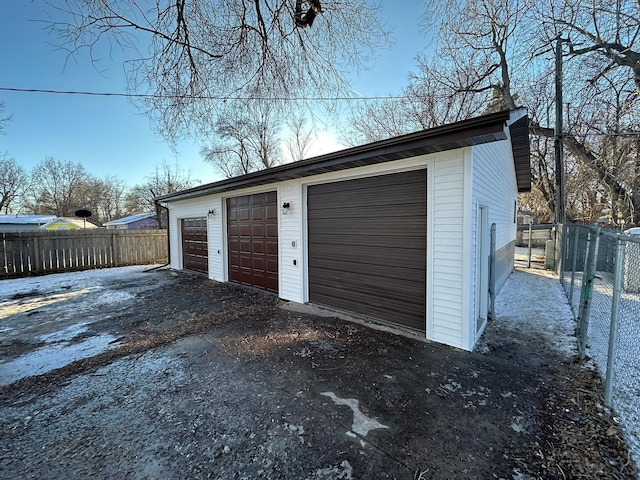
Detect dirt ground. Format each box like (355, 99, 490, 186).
(0, 266, 636, 479)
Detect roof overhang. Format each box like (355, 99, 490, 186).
(158, 109, 530, 203)
(509, 115, 532, 193)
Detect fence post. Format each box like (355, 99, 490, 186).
(577, 226, 601, 360)
(527, 222, 532, 268)
(31, 234, 41, 274)
(568, 226, 580, 307)
(604, 238, 626, 407)
(489, 223, 496, 320)
(554, 223, 566, 278)
(110, 232, 117, 267)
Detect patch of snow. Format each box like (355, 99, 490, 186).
(479, 268, 577, 357)
(0, 333, 119, 386)
(308, 460, 353, 480)
(512, 468, 536, 480)
(93, 290, 135, 305)
(0, 265, 159, 301)
(321, 392, 389, 438)
(284, 422, 304, 436)
(38, 323, 90, 343)
(510, 415, 531, 434)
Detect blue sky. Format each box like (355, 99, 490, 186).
(0, 1, 427, 187)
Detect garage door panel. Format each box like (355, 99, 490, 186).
(308, 179, 425, 205)
(310, 284, 425, 330)
(312, 258, 425, 283)
(308, 204, 425, 220)
(308, 172, 423, 195)
(314, 288, 426, 325)
(309, 217, 426, 237)
(266, 240, 278, 255)
(251, 206, 265, 220)
(240, 239, 251, 253)
(252, 256, 266, 270)
(266, 224, 278, 238)
(227, 192, 278, 293)
(308, 170, 426, 331)
(266, 257, 278, 272)
(311, 264, 425, 296)
(310, 234, 423, 249)
(266, 205, 278, 219)
(309, 192, 425, 212)
(252, 240, 265, 254)
(310, 244, 425, 270)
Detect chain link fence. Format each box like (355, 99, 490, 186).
(558, 224, 640, 456)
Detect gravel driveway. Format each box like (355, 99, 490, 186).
(0, 267, 636, 479)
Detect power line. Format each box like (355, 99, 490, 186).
(0, 86, 407, 102)
(3, 86, 639, 137)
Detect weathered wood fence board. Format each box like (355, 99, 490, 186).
(1, 230, 168, 279)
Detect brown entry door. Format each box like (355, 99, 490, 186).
(307, 170, 427, 331)
(181, 217, 208, 274)
(227, 192, 278, 293)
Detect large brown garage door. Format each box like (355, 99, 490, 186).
(227, 192, 278, 293)
(182, 217, 208, 274)
(308, 170, 427, 331)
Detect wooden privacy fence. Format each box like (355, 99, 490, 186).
(1, 230, 168, 279)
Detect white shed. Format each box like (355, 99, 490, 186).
(157, 109, 531, 351)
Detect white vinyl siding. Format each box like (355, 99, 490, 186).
(471, 138, 518, 283)
(206, 197, 225, 282)
(472, 141, 518, 250)
(469, 135, 519, 344)
(279, 181, 304, 302)
(427, 151, 467, 349)
(166, 197, 212, 272)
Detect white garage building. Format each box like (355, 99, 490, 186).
(157, 108, 531, 351)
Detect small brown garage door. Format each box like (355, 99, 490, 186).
(308, 170, 427, 331)
(182, 217, 208, 274)
(227, 192, 278, 293)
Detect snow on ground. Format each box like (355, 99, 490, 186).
(560, 267, 640, 467)
(0, 265, 165, 385)
(484, 267, 577, 357)
(515, 247, 544, 266)
(0, 265, 159, 300)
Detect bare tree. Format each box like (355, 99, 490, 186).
(0, 154, 27, 213)
(28, 157, 89, 217)
(201, 101, 282, 177)
(77, 176, 129, 224)
(284, 114, 314, 162)
(347, 0, 640, 226)
(0, 102, 11, 135)
(126, 161, 197, 226)
(45, 1, 390, 142)
(345, 55, 490, 146)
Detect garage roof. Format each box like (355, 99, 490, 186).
(157, 109, 531, 203)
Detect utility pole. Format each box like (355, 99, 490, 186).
(555, 37, 565, 225)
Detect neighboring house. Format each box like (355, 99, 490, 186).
(104, 212, 162, 230)
(516, 210, 535, 225)
(0, 215, 57, 232)
(157, 109, 531, 351)
(40, 217, 99, 230)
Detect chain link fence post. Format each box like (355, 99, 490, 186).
(568, 226, 580, 309)
(577, 226, 601, 360)
(527, 222, 532, 268)
(604, 237, 626, 407)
